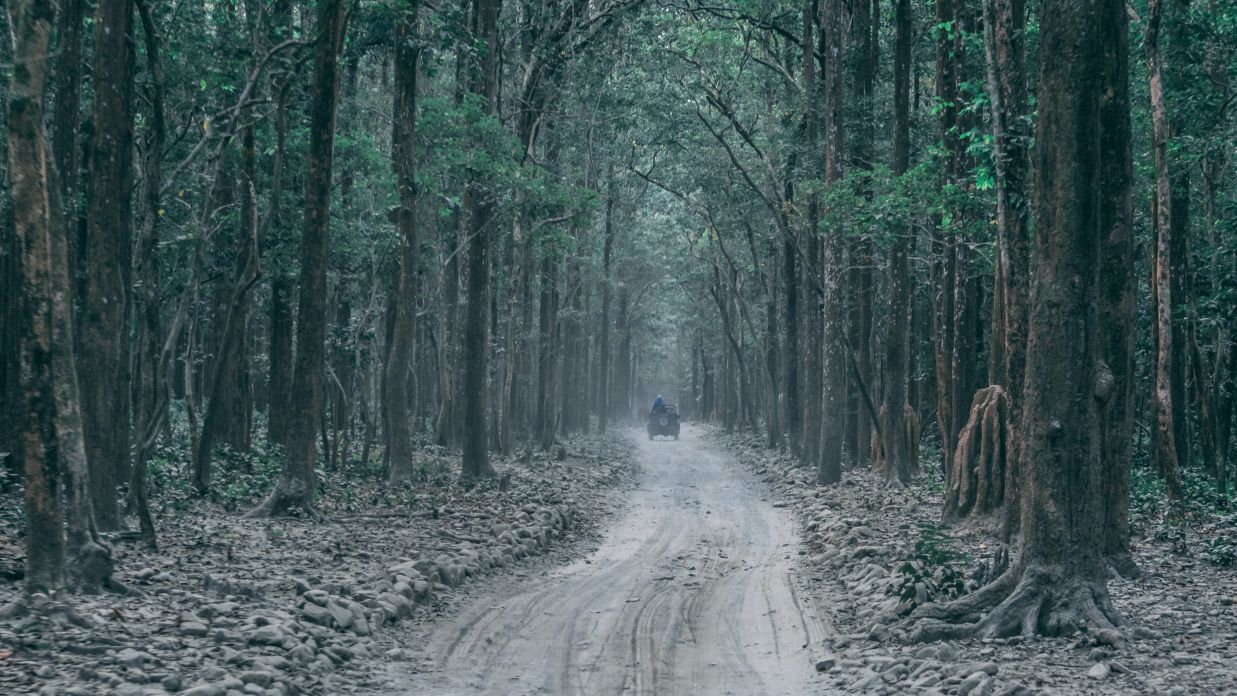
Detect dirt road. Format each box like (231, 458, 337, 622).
(378, 425, 829, 695)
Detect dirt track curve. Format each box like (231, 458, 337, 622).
(378, 425, 830, 695)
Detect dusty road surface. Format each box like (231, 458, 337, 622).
(374, 425, 830, 696)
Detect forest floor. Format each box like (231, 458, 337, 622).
(4, 426, 1236, 696)
(0, 431, 638, 696)
(723, 431, 1237, 696)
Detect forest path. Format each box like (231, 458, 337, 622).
(373, 424, 830, 695)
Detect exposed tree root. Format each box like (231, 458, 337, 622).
(944, 386, 1010, 520)
(0, 594, 92, 628)
(896, 563, 1125, 643)
(1107, 551, 1142, 580)
(244, 476, 325, 520)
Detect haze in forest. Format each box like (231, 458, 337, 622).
(1, 0, 1235, 694)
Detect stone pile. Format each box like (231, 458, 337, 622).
(0, 434, 638, 696)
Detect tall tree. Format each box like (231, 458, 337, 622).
(9, 0, 112, 593)
(460, 0, 502, 479)
(10, 0, 66, 593)
(1147, 0, 1185, 499)
(80, 0, 136, 531)
(265, 0, 297, 450)
(249, 0, 350, 517)
(880, 0, 915, 485)
(817, 0, 846, 485)
(596, 168, 616, 434)
(906, 0, 1127, 639)
(386, 1, 422, 483)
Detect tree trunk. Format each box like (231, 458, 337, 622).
(248, 0, 349, 517)
(266, 1, 295, 449)
(80, 0, 136, 532)
(460, 0, 501, 479)
(1147, 0, 1184, 499)
(795, 0, 817, 463)
(0, 14, 17, 486)
(881, 0, 915, 485)
(52, 0, 86, 352)
(931, 0, 966, 479)
(597, 170, 615, 433)
(614, 289, 632, 421)
(944, 385, 1010, 518)
(817, 0, 846, 485)
(846, 0, 877, 468)
(385, 5, 421, 483)
(905, 0, 1126, 640)
(10, 0, 113, 592)
(537, 252, 561, 450)
(51, 0, 85, 354)
(11, 0, 67, 593)
(131, 0, 168, 548)
(941, 0, 1033, 523)
(268, 273, 295, 447)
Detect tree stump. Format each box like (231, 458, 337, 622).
(943, 385, 1010, 519)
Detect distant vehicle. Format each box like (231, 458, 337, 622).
(648, 404, 680, 440)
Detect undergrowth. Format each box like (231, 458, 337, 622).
(1131, 465, 1237, 566)
(889, 523, 971, 611)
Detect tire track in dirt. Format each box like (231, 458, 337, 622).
(371, 425, 831, 695)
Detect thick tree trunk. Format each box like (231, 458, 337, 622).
(11, 0, 67, 593)
(905, 0, 1126, 640)
(460, 0, 501, 479)
(80, 0, 136, 531)
(385, 7, 421, 483)
(10, 0, 113, 592)
(248, 0, 349, 517)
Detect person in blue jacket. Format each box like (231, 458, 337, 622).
(651, 394, 666, 415)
